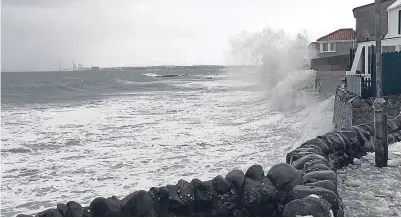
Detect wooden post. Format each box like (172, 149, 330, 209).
(374, 0, 388, 167)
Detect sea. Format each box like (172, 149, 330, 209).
(1, 65, 334, 216)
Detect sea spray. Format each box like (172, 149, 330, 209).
(226, 26, 334, 148)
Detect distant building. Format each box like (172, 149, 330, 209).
(310, 28, 356, 59)
(91, 66, 100, 71)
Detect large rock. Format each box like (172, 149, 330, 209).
(90, 197, 121, 217)
(121, 190, 155, 216)
(56, 204, 67, 216)
(82, 207, 90, 217)
(286, 148, 317, 162)
(305, 163, 332, 173)
(245, 165, 264, 181)
(267, 163, 299, 189)
(164, 184, 193, 216)
(212, 186, 239, 216)
(35, 209, 62, 217)
(388, 119, 399, 132)
(291, 154, 328, 170)
(303, 159, 331, 171)
(290, 185, 340, 213)
(148, 186, 170, 216)
(302, 170, 337, 185)
(283, 196, 331, 217)
(259, 177, 280, 216)
(66, 201, 83, 217)
(212, 175, 231, 194)
(242, 178, 264, 216)
(225, 169, 245, 193)
(191, 179, 214, 216)
(303, 180, 337, 193)
(287, 151, 316, 164)
(301, 138, 330, 155)
(393, 116, 401, 129)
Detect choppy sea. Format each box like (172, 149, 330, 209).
(1, 67, 334, 216)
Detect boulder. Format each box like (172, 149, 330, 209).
(302, 170, 337, 185)
(242, 178, 263, 216)
(90, 197, 120, 217)
(164, 184, 193, 216)
(291, 154, 328, 170)
(259, 177, 280, 216)
(245, 165, 264, 181)
(303, 180, 337, 193)
(148, 186, 169, 216)
(56, 204, 67, 216)
(35, 209, 62, 217)
(388, 120, 399, 132)
(350, 126, 368, 146)
(82, 207, 90, 217)
(121, 190, 155, 216)
(66, 201, 83, 217)
(267, 163, 299, 189)
(302, 138, 330, 154)
(287, 152, 316, 164)
(303, 159, 331, 171)
(393, 116, 401, 129)
(305, 164, 332, 173)
(282, 196, 331, 217)
(211, 186, 239, 216)
(290, 185, 340, 213)
(225, 169, 245, 193)
(191, 179, 214, 216)
(212, 175, 231, 194)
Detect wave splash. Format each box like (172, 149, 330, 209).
(226, 26, 334, 142)
(227, 26, 320, 111)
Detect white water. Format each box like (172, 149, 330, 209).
(1, 27, 334, 217)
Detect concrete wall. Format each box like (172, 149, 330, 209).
(316, 41, 355, 58)
(315, 71, 346, 98)
(311, 55, 350, 72)
(353, 0, 396, 43)
(333, 79, 401, 131)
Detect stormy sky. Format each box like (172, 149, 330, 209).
(2, 0, 372, 72)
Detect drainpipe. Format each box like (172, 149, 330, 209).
(373, 0, 388, 167)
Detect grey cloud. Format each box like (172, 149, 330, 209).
(1, 0, 373, 72)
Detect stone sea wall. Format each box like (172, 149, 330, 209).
(19, 116, 401, 217)
(333, 79, 401, 131)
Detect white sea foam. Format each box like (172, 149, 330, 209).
(142, 73, 160, 77)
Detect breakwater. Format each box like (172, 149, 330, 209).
(18, 110, 401, 217)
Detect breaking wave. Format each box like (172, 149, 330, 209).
(227, 26, 321, 111)
(226, 26, 334, 142)
(142, 73, 189, 78)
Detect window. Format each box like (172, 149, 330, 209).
(320, 42, 336, 52)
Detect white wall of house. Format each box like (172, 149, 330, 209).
(387, 0, 401, 38)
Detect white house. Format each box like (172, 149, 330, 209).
(386, 0, 401, 47)
(347, 0, 401, 77)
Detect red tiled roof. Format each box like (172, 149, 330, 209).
(316, 28, 356, 41)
